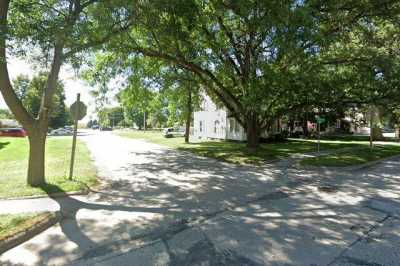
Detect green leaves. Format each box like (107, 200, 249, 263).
(12, 72, 71, 128)
(84, 0, 400, 143)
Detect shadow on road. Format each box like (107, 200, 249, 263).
(2, 139, 400, 265)
(18, 182, 189, 265)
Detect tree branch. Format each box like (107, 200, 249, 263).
(0, 0, 35, 130)
(132, 46, 246, 125)
(64, 19, 133, 58)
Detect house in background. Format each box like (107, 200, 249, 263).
(193, 93, 382, 141)
(193, 94, 246, 141)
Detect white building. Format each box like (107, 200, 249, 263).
(193, 94, 246, 141)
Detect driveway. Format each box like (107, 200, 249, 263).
(1, 131, 400, 265)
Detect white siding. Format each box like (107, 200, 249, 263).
(194, 92, 247, 141)
(194, 109, 227, 139)
(226, 117, 246, 141)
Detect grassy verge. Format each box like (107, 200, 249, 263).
(300, 144, 400, 167)
(0, 137, 97, 199)
(116, 130, 371, 165)
(0, 213, 53, 240)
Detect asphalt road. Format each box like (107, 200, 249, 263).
(1, 130, 400, 265)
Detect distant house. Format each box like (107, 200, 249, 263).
(193, 94, 246, 141)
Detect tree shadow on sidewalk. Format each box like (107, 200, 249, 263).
(2, 147, 400, 265)
(7, 183, 184, 265)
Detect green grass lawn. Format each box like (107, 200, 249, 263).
(116, 130, 372, 165)
(0, 137, 97, 198)
(319, 134, 397, 142)
(0, 212, 53, 240)
(300, 144, 400, 167)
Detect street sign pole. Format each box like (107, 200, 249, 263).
(315, 116, 325, 154)
(317, 122, 320, 154)
(143, 111, 146, 131)
(69, 93, 80, 180)
(369, 108, 373, 149)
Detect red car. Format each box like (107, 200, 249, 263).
(0, 128, 27, 137)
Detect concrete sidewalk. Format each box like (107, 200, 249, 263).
(1, 131, 400, 265)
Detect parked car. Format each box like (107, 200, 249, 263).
(100, 126, 113, 131)
(163, 127, 186, 138)
(0, 128, 27, 137)
(92, 125, 100, 130)
(49, 128, 73, 136)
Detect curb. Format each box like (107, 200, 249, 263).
(0, 189, 90, 201)
(0, 211, 63, 254)
(0, 177, 108, 201)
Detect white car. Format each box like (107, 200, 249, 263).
(163, 127, 186, 138)
(49, 128, 73, 136)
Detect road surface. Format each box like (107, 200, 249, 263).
(1, 130, 400, 265)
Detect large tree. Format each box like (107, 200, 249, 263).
(87, 54, 201, 140)
(0, 0, 132, 186)
(101, 0, 400, 148)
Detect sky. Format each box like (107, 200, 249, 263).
(0, 58, 98, 122)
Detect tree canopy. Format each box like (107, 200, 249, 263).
(92, 0, 400, 147)
(0, 0, 133, 185)
(13, 73, 71, 129)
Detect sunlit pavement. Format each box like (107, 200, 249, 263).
(1, 130, 400, 265)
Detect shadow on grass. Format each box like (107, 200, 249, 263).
(319, 134, 399, 142)
(176, 139, 363, 165)
(0, 141, 10, 150)
(37, 183, 68, 195)
(301, 145, 400, 167)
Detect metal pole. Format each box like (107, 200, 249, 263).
(317, 122, 320, 154)
(369, 108, 373, 149)
(69, 93, 80, 180)
(143, 111, 146, 131)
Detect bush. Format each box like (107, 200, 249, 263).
(261, 131, 288, 143)
(289, 131, 303, 138)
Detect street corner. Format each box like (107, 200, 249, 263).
(331, 217, 400, 266)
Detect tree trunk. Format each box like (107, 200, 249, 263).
(302, 119, 309, 138)
(289, 119, 294, 134)
(246, 116, 260, 149)
(369, 105, 384, 143)
(27, 129, 47, 186)
(371, 127, 384, 141)
(185, 88, 192, 143)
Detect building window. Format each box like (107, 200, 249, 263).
(199, 121, 203, 132)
